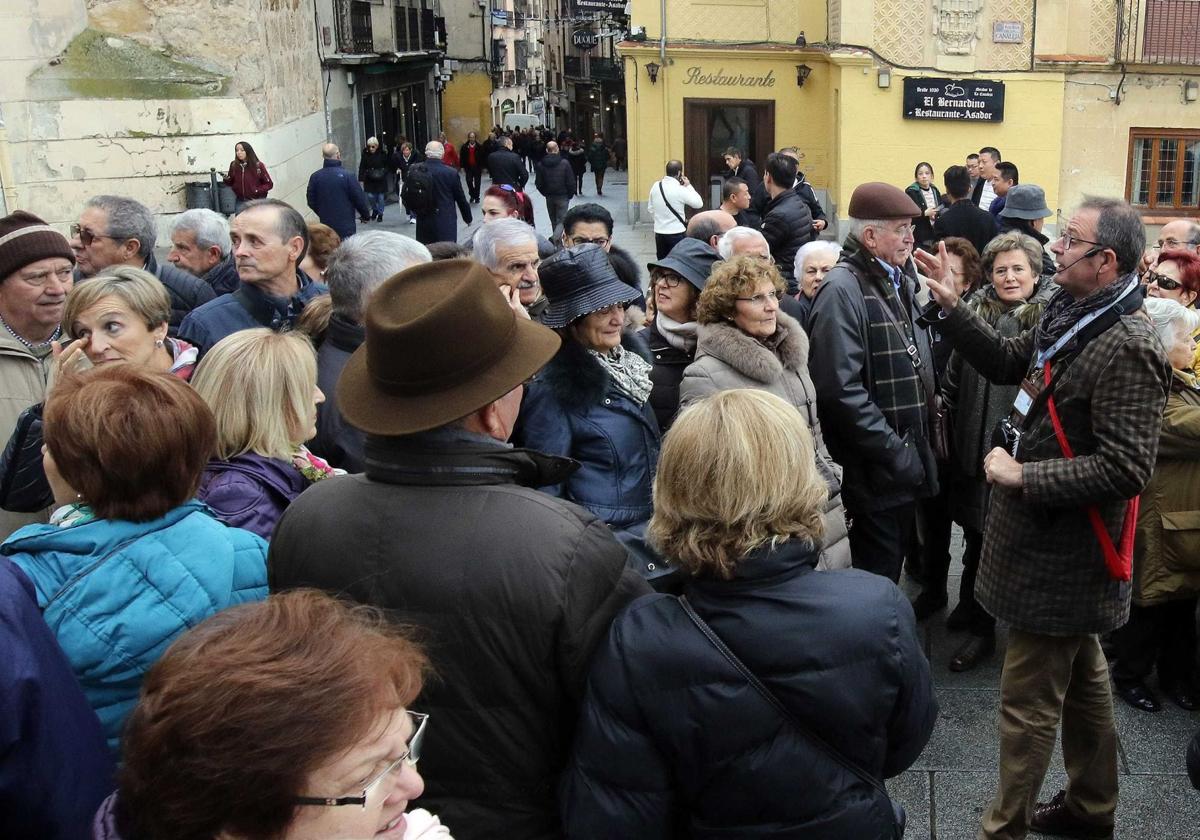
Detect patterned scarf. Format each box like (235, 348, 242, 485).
(655, 312, 698, 353)
(292, 445, 346, 483)
(1035, 275, 1134, 355)
(589, 343, 653, 405)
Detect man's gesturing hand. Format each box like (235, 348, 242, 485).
(913, 240, 961, 313)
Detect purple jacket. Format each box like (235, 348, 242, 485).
(197, 453, 310, 540)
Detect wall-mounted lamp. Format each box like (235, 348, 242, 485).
(646, 61, 660, 84)
(1187, 80, 1199, 103)
(878, 67, 891, 88)
(796, 63, 812, 88)
(589, 91, 595, 100)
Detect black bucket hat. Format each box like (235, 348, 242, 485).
(539, 243, 639, 328)
(646, 238, 721, 291)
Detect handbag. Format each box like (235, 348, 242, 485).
(1043, 361, 1137, 582)
(365, 166, 388, 182)
(678, 596, 906, 838)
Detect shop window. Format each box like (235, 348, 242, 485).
(1128, 128, 1200, 215)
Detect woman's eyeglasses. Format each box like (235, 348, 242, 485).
(735, 291, 783, 307)
(1146, 270, 1183, 291)
(293, 711, 429, 809)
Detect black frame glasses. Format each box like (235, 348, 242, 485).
(69, 223, 116, 247)
(1146, 270, 1182, 290)
(1057, 232, 1109, 252)
(293, 711, 429, 809)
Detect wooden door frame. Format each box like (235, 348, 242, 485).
(683, 98, 776, 209)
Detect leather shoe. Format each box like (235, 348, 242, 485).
(910, 591, 947, 622)
(945, 603, 971, 632)
(1161, 681, 1200, 711)
(1115, 680, 1161, 713)
(949, 634, 995, 672)
(1030, 790, 1113, 839)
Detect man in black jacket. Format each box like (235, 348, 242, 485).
(487, 136, 529, 190)
(534, 141, 576, 232)
(413, 141, 472, 246)
(759, 152, 813, 293)
(807, 182, 935, 581)
(459, 131, 485, 203)
(269, 258, 649, 840)
(71, 195, 215, 334)
(933, 165, 998, 256)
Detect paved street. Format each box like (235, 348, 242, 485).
(376, 170, 1200, 839)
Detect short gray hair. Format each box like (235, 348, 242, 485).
(717, 226, 768, 259)
(85, 195, 156, 259)
(794, 240, 841, 277)
(170, 209, 231, 258)
(472, 218, 537, 271)
(1079, 196, 1145, 276)
(1142, 296, 1200, 355)
(847, 218, 887, 243)
(323, 231, 432, 322)
(425, 141, 445, 160)
(980, 231, 1045, 279)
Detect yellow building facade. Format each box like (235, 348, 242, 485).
(619, 0, 1200, 230)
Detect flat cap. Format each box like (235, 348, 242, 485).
(848, 182, 921, 220)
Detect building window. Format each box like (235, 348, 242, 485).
(1128, 128, 1200, 215)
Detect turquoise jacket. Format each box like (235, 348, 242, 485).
(2, 501, 267, 754)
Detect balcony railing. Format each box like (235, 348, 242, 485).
(1119, 0, 1200, 64)
(591, 57, 622, 80)
(395, 2, 444, 52)
(565, 55, 583, 77)
(337, 0, 374, 54)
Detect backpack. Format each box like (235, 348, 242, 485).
(401, 162, 435, 214)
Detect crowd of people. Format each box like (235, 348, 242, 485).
(2, 128, 1200, 840)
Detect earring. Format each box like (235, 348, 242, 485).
(155, 339, 164, 348)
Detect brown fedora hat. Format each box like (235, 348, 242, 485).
(338, 258, 560, 435)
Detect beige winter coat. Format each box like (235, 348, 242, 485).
(679, 311, 851, 570)
(0, 329, 53, 539)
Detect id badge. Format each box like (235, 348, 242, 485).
(1010, 373, 1043, 423)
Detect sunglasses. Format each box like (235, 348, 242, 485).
(69, 223, 116, 247)
(1146, 270, 1182, 291)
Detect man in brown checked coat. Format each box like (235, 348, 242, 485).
(918, 197, 1171, 840)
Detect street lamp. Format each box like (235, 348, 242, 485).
(796, 64, 812, 87)
(646, 61, 660, 84)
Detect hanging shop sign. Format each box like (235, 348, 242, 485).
(569, 0, 628, 14)
(572, 30, 600, 49)
(903, 77, 1005, 122)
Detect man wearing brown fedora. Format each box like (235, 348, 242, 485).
(807, 181, 937, 583)
(268, 258, 650, 840)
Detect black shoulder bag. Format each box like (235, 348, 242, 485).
(658, 180, 687, 227)
(679, 596, 906, 838)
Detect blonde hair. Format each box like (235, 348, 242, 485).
(696, 255, 785, 325)
(64, 266, 171, 337)
(648, 390, 826, 579)
(191, 329, 317, 460)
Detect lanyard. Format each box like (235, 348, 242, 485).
(1035, 279, 1138, 368)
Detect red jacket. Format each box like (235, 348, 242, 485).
(225, 160, 273, 201)
(442, 143, 460, 170)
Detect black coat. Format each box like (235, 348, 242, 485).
(487, 148, 529, 188)
(760, 189, 813, 289)
(562, 539, 937, 839)
(904, 183, 942, 248)
(932, 199, 998, 257)
(311, 313, 364, 473)
(639, 320, 694, 432)
(269, 429, 651, 840)
(306, 159, 371, 239)
(145, 254, 216, 335)
(415, 159, 472, 246)
(357, 147, 391, 193)
(201, 253, 241, 296)
(535, 154, 576, 198)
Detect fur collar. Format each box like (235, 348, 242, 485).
(539, 332, 650, 409)
(694, 310, 809, 384)
(969, 278, 1057, 331)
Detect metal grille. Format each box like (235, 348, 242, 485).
(1119, 0, 1200, 64)
(337, 0, 373, 54)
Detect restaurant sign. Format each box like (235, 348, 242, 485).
(903, 77, 1005, 122)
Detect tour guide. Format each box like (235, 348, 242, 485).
(918, 197, 1170, 840)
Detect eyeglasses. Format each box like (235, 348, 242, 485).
(653, 272, 684, 288)
(69, 224, 116, 247)
(1146, 270, 1183, 291)
(735, 290, 782, 307)
(592, 302, 628, 316)
(874, 223, 915, 237)
(1057, 232, 1108, 252)
(15, 265, 74, 288)
(1153, 239, 1198, 251)
(293, 711, 428, 809)
(569, 236, 610, 247)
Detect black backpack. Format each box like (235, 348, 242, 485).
(401, 162, 435, 214)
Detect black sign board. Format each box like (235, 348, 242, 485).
(903, 77, 1005, 122)
(569, 0, 627, 14)
(572, 30, 599, 49)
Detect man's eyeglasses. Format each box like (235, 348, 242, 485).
(1057, 232, 1108, 252)
(875, 223, 915, 238)
(69, 224, 116, 248)
(1152, 239, 1198, 251)
(1146, 270, 1183, 291)
(735, 290, 783, 307)
(293, 711, 428, 809)
(16, 265, 74, 288)
(569, 236, 610, 247)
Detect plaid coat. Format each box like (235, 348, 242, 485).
(938, 288, 1171, 635)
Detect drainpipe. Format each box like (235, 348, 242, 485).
(659, 0, 666, 65)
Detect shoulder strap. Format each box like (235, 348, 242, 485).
(851, 268, 934, 401)
(659, 180, 687, 226)
(677, 595, 895, 804)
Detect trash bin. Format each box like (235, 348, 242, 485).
(217, 184, 237, 214)
(185, 181, 214, 210)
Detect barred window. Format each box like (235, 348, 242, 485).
(1128, 129, 1200, 215)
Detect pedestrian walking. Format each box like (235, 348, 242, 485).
(587, 134, 610, 196)
(409, 141, 472, 246)
(534, 140, 575, 232)
(459, 130, 484, 203)
(305, 143, 372, 240)
(357, 136, 390, 222)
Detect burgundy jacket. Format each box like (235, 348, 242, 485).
(224, 160, 273, 202)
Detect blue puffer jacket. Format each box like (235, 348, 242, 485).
(2, 501, 267, 755)
(562, 539, 938, 839)
(517, 334, 661, 529)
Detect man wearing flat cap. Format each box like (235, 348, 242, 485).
(0, 211, 76, 539)
(807, 182, 937, 582)
(268, 258, 650, 840)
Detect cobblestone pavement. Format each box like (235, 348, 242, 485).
(377, 170, 1200, 839)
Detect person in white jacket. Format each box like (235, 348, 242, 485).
(647, 160, 703, 258)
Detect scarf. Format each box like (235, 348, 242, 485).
(589, 343, 653, 405)
(656, 312, 698, 353)
(1034, 275, 1134, 356)
(292, 445, 346, 483)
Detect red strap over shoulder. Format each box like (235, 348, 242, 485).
(1043, 362, 1135, 582)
